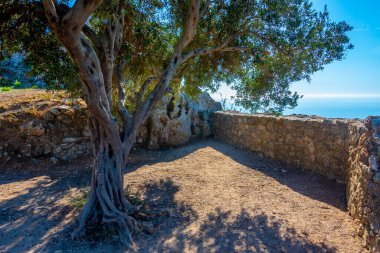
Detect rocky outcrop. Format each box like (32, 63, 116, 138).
(0, 92, 221, 162)
(137, 92, 222, 149)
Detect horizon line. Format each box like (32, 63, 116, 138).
(302, 93, 380, 98)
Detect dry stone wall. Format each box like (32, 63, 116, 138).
(0, 104, 92, 162)
(212, 112, 352, 181)
(347, 118, 380, 252)
(0, 92, 220, 162)
(212, 111, 380, 252)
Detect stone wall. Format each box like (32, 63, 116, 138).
(0, 104, 92, 162)
(212, 111, 380, 252)
(212, 112, 353, 181)
(347, 118, 380, 252)
(0, 92, 220, 162)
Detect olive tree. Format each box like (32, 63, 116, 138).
(0, 0, 352, 245)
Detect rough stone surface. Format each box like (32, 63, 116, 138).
(347, 117, 380, 252)
(0, 92, 220, 161)
(212, 112, 380, 252)
(136, 92, 222, 149)
(212, 112, 355, 181)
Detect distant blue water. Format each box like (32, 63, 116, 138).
(284, 98, 380, 119)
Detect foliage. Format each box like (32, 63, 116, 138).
(0, 86, 12, 92)
(13, 79, 22, 88)
(0, 0, 353, 113)
(0, 0, 355, 245)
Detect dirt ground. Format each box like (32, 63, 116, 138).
(0, 139, 368, 253)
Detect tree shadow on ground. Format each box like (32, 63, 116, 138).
(140, 208, 336, 253)
(0, 139, 348, 252)
(128, 139, 347, 211)
(132, 179, 337, 253)
(0, 175, 337, 252)
(0, 172, 90, 253)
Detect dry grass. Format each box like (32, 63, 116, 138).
(0, 89, 84, 121)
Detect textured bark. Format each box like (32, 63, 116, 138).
(71, 115, 141, 244)
(40, 0, 203, 245)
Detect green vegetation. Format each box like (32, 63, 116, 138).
(70, 193, 88, 210)
(0, 0, 353, 245)
(0, 0, 353, 113)
(13, 79, 22, 88)
(0, 86, 12, 92)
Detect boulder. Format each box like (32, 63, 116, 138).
(137, 92, 221, 149)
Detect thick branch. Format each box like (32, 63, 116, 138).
(82, 25, 102, 49)
(100, 13, 125, 107)
(116, 62, 133, 142)
(41, 0, 59, 25)
(134, 77, 157, 114)
(175, 0, 201, 52)
(123, 0, 202, 152)
(62, 0, 104, 33)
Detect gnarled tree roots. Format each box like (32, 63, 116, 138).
(71, 190, 169, 245)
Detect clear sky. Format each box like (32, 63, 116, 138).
(290, 0, 380, 97)
(212, 0, 380, 100)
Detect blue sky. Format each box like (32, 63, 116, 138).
(291, 0, 380, 97)
(212, 0, 380, 100)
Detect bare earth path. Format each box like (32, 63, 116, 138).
(0, 139, 367, 252)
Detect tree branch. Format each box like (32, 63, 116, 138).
(41, 0, 59, 25)
(62, 0, 104, 33)
(175, 0, 201, 52)
(82, 25, 102, 49)
(99, 12, 125, 107)
(134, 77, 157, 114)
(115, 61, 133, 141)
(180, 32, 251, 64)
(181, 46, 252, 64)
(123, 0, 202, 152)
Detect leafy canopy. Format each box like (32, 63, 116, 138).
(0, 0, 353, 113)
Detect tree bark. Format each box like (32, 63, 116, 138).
(40, 0, 203, 246)
(71, 115, 141, 245)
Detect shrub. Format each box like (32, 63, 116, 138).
(0, 86, 12, 92)
(13, 79, 22, 88)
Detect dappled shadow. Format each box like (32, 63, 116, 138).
(0, 139, 352, 252)
(192, 208, 335, 252)
(138, 208, 337, 253)
(0, 170, 90, 253)
(128, 178, 337, 253)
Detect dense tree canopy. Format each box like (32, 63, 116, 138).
(1, 0, 353, 112)
(0, 0, 353, 246)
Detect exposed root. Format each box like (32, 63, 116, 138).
(71, 199, 169, 245)
(70, 115, 170, 246)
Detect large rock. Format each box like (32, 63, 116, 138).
(137, 92, 222, 149)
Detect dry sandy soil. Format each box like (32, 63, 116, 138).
(0, 139, 368, 253)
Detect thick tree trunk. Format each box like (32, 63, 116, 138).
(71, 115, 141, 245)
(40, 0, 202, 245)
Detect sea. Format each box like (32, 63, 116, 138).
(283, 97, 380, 119)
